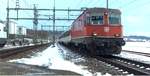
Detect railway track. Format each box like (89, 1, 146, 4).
(0, 43, 51, 60)
(123, 50, 150, 57)
(58, 43, 150, 75)
(97, 55, 150, 75)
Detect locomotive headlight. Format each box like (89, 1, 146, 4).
(93, 32, 97, 36)
(115, 34, 120, 37)
(93, 33, 97, 36)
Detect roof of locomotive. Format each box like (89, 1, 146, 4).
(71, 7, 121, 25)
(85, 7, 121, 14)
(69, 7, 121, 32)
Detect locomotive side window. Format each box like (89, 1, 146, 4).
(109, 14, 121, 24)
(86, 17, 91, 24)
(91, 16, 103, 24)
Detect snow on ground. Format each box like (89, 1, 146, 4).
(9, 44, 93, 76)
(120, 42, 150, 64)
(117, 52, 150, 64)
(0, 44, 35, 50)
(123, 42, 150, 53)
(0, 45, 21, 50)
(8, 42, 150, 76)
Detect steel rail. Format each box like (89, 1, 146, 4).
(0, 43, 50, 59)
(98, 56, 150, 75)
(123, 50, 150, 57)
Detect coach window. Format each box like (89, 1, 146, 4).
(91, 16, 103, 25)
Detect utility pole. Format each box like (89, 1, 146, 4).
(68, 8, 70, 20)
(6, 0, 10, 39)
(106, 0, 108, 10)
(33, 4, 38, 43)
(16, 0, 19, 19)
(52, 0, 56, 46)
(41, 25, 43, 44)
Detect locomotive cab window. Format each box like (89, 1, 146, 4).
(109, 14, 121, 24)
(91, 16, 103, 25)
(86, 16, 103, 24)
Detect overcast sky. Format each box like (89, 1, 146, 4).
(0, 0, 150, 36)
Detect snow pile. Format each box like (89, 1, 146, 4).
(123, 42, 150, 53)
(9, 45, 92, 76)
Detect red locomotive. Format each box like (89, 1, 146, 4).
(59, 8, 125, 55)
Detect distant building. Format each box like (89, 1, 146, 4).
(9, 21, 17, 35)
(3, 21, 17, 34)
(17, 26, 27, 35)
(0, 22, 7, 39)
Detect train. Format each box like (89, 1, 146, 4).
(59, 8, 125, 55)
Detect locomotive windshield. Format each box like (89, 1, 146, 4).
(109, 14, 121, 24)
(91, 16, 103, 24)
(86, 16, 103, 25)
(86, 15, 120, 25)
